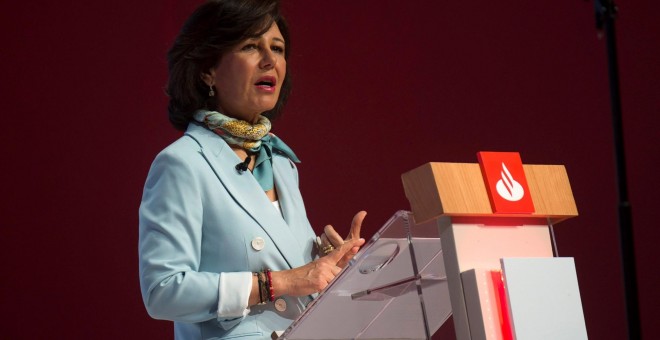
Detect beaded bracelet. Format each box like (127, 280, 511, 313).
(266, 269, 275, 302)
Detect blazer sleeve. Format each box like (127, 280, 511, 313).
(138, 148, 223, 323)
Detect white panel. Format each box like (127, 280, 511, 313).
(439, 219, 553, 340)
(439, 220, 470, 340)
(502, 257, 588, 340)
(452, 223, 553, 272)
(462, 269, 504, 340)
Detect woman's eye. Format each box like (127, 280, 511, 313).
(271, 46, 285, 54)
(241, 44, 258, 51)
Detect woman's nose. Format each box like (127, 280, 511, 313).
(259, 50, 276, 69)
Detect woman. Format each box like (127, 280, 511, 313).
(138, 1, 366, 339)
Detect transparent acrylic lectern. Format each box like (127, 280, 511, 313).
(279, 211, 452, 340)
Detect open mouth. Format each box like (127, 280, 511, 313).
(255, 76, 276, 89)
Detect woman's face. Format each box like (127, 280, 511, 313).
(205, 23, 286, 123)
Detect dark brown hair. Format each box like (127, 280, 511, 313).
(166, 0, 291, 131)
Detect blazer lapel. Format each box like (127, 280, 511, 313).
(185, 124, 306, 269)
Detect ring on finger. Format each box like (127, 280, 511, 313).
(322, 244, 335, 255)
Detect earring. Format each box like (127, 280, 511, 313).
(209, 85, 215, 97)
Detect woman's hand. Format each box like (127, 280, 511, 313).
(320, 211, 367, 268)
(272, 237, 366, 297)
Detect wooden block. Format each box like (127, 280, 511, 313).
(401, 163, 490, 223)
(402, 163, 578, 224)
(523, 164, 578, 219)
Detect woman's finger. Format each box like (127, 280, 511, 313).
(319, 233, 336, 256)
(320, 233, 329, 246)
(326, 238, 365, 265)
(348, 211, 367, 241)
(323, 225, 344, 247)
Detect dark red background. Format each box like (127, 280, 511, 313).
(2, 1, 658, 339)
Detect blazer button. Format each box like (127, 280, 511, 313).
(274, 298, 287, 312)
(251, 237, 265, 251)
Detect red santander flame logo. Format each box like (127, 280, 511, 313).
(478, 152, 535, 214)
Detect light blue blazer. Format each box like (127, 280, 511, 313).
(139, 122, 317, 339)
